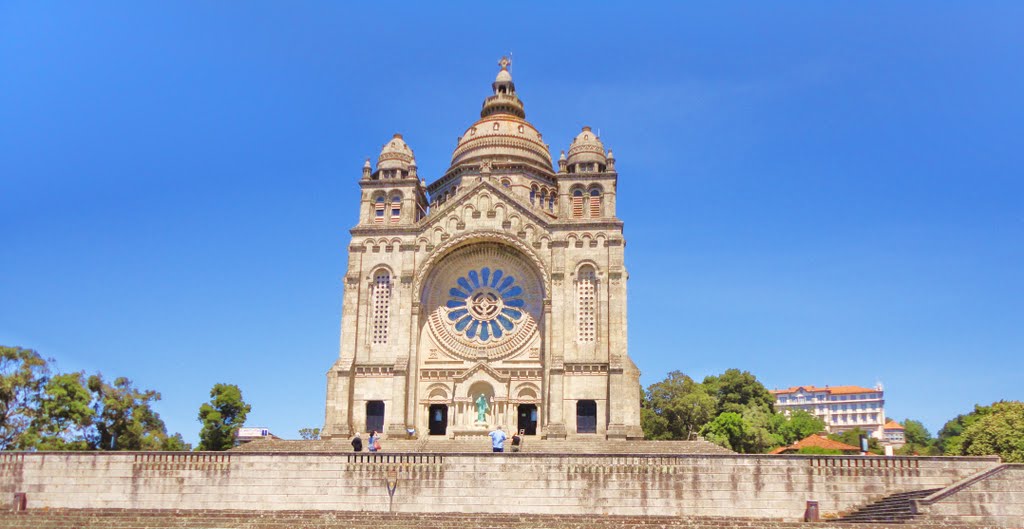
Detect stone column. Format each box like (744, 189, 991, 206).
(387, 356, 409, 437)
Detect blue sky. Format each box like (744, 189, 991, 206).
(2, 2, 1021, 445)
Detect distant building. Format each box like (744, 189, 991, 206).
(883, 420, 906, 447)
(235, 427, 278, 445)
(770, 384, 885, 440)
(769, 434, 861, 455)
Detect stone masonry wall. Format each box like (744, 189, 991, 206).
(919, 463, 1024, 526)
(0, 452, 999, 518)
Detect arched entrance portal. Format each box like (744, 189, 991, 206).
(416, 241, 545, 437)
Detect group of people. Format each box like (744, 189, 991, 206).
(350, 430, 381, 452)
(349, 427, 523, 453)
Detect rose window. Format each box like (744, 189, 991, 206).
(444, 267, 524, 342)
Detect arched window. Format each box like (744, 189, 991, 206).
(501, 178, 511, 188)
(530, 185, 537, 205)
(588, 187, 601, 218)
(571, 189, 584, 218)
(390, 195, 401, 223)
(374, 196, 386, 224)
(548, 189, 556, 212)
(371, 270, 392, 344)
(540, 189, 548, 210)
(576, 265, 597, 343)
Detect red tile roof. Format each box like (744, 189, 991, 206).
(769, 434, 861, 454)
(883, 420, 905, 430)
(771, 385, 878, 396)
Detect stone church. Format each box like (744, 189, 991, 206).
(322, 58, 642, 440)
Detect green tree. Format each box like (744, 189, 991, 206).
(161, 433, 191, 451)
(641, 371, 717, 440)
(777, 409, 827, 446)
(894, 418, 940, 456)
(938, 404, 992, 455)
(88, 374, 175, 450)
(0, 346, 49, 450)
(298, 427, 320, 440)
(956, 401, 1024, 462)
(197, 383, 251, 451)
(701, 369, 775, 415)
(902, 419, 932, 446)
(20, 372, 94, 450)
(700, 412, 747, 452)
(739, 404, 784, 453)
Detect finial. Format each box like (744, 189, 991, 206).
(363, 158, 371, 169)
(607, 149, 614, 159)
(559, 151, 566, 161)
(498, 56, 511, 71)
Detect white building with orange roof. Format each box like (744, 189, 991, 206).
(883, 420, 906, 447)
(770, 384, 886, 440)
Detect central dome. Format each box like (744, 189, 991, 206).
(448, 57, 553, 174)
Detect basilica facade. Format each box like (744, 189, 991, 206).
(322, 59, 642, 440)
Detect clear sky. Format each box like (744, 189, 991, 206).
(2, 2, 1021, 445)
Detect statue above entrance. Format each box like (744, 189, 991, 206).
(475, 393, 490, 424)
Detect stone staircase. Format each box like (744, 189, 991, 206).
(838, 488, 941, 524)
(231, 437, 734, 455)
(0, 509, 979, 529)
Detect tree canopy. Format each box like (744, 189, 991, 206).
(641, 371, 716, 440)
(642, 368, 820, 453)
(197, 383, 251, 451)
(0, 346, 49, 450)
(951, 401, 1024, 462)
(1, 345, 188, 451)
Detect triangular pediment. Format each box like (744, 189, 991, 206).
(420, 178, 554, 232)
(455, 361, 510, 383)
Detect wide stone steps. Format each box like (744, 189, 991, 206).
(839, 488, 942, 524)
(232, 437, 734, 455)
(0, 510, 977, 529)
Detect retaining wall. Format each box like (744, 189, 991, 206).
(0, 451, 1000, 519)
(917, 463, 1024, 527)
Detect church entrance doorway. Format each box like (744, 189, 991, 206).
(517, 404, 538, 435)
(576, 400, 597, 434)
(428, 404, 448, 436)
(366, 401, 385, 434)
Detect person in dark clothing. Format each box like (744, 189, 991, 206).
(351, 433, 363, 452)
(510, 432, 522, 453)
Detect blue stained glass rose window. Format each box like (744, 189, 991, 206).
(445, 267, 524, 342)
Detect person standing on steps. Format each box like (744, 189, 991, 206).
(351, 432, 363, 452)
(368, 430, 380, 453)
(489, 426, 507, 453)
(510, 431, 522, 453)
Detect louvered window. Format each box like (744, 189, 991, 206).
(390, 195, 401, 223)
(589, 188, 601, 218)
(577, 266, 597, 343)
(371, 271, 391, 344)
(374, 197, 385, 224)
(572, 190, 584, 218)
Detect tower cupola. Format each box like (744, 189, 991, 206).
(566, 126, 607, 172)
